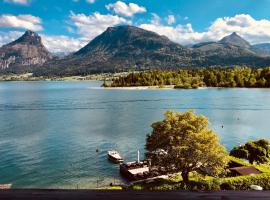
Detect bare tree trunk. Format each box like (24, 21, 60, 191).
(181, 170, 189, 182)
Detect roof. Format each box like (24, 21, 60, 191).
(229, 166, 261, 176)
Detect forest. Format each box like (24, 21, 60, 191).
(107, 67, 270, 88)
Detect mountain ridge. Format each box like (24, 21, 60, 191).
(192, 32, 270, 58)
(1, 26, 270, 76)
(36, 25, 200, 76)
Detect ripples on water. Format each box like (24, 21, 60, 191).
(0, 81, 270, 188)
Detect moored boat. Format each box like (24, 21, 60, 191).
(107, 150, 123, 163)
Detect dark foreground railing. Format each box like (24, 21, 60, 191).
(0, 189, 270, 200)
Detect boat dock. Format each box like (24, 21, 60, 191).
(119, 150, 168, 181)
(120, 161, 150, 181)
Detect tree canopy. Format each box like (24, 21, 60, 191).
(109, 67, 270, 88)
(230, 139, 270, 164)
(145, 110, 229, 181)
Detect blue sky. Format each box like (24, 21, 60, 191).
(1, 0, 270, 53)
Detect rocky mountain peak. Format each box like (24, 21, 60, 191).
(0, 30, 53, 72)
(219, 32, 251, 48)
(75, 25, 178, 56)
(9, 30, 42, 46)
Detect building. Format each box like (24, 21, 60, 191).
(229, 166, 261, 177)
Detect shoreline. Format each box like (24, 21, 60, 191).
(104, 85, 270, 90)
(1, 79, 270, 90)
(104, 85, 175, 90)
(1, 74, 270, 90)
(0, 72, 131, 82)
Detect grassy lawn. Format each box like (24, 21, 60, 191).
(97, 186, 123, 190)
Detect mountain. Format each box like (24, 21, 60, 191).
(35, 26, 201, 76)
(1, 26, 270, 76)
(252, 43, 270, 52)
(192, 41, 255, 57)
(190, 32, 270, 67)
(35, 27, 270, 76)
(219, 32, 251, 48)
(192, 33, 254, 55)
(0, 30, 54, 73)
(251, 43, 270, 57)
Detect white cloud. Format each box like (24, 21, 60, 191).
(86, 0, 95, 3)
(166, 15, 175, 25)
(150, 13, 160, 25)
(139, 23, 197, 45)
(73, 0, 96, 4)
(0, 31, 23, 47)
(41, 35, 87, 54)
(69, 11, 129, 40)
(0, 14, 43, 31)
(3, 0, 30, 5)
(106, 1, 146, 17)
(140, 14, 270, 45)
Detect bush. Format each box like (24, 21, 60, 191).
(127, 156, 270, 191)
(220, 173, 270, 190)
(220, 182, 235, 190)
(228, 156, 251, 167)
(230, 139, 270, 164)
(128, 173, 270, 191)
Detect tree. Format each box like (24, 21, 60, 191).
(110, 68, 270, 88)
(145, 110, 229, 182)
(230, 139, 270, 164)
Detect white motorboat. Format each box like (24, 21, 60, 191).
(107, 150, 123, 163)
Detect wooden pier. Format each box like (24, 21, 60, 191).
(120, 161, 150, 181)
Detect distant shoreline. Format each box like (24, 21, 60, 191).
(1, 78, 270, 90)
(104, 85, 175, 90)
(0, 72, 131, 82)
(104, 85, 270, 90)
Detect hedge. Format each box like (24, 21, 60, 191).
(220, 173, 270, 190)
(127, 173, 270, 191)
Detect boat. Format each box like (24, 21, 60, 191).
(107, 150, 123, 163)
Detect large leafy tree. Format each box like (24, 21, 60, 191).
(145, 110, 228, 182)
(230, 139, 270, 164)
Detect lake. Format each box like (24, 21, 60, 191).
(0, 81, 270, 188)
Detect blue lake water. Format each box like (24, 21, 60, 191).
(0, 81, 270, 188)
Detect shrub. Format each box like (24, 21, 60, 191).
(128, 173, 270, 191)
(220, 173, 270, 190)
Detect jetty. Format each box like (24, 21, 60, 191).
(120, 161, 150, 181)
(119, 150, 167, 181)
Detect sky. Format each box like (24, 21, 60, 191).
(1, 0, 270, 54)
